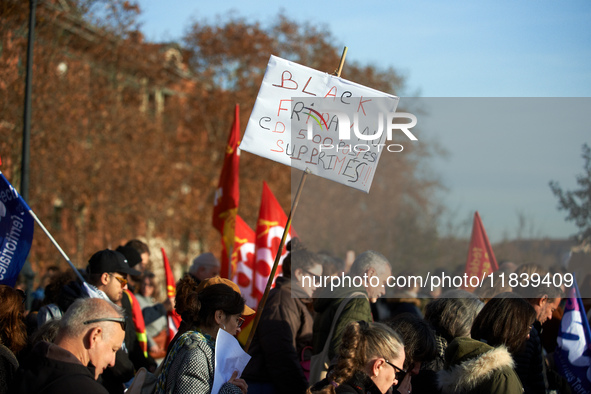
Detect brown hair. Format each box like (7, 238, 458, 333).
(175, 274, 244, 329)
(0, 285, 27, 353)
(140, 271, 161, 300)
(471, 292, 536, 354)
(125, 239, 150, 255)
(387, 313, 437, 369)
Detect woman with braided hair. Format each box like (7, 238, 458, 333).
(308, 321, 406, 394)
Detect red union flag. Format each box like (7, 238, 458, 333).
(212, 104, 241, 278)
(463, 211, 498, 292)
(230, 215, 257, 306)
(252, 182, 296, 303)
(162, 248, 181, 344)
(230, 215, 258, 346)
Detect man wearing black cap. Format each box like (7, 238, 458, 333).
(86, 249, 141, 303)
(86, 249, 148, 393)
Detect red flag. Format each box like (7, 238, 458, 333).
(162, 248, 182, 344)
(463, 211, 499, 292)
(252, 182, 296, 303)
(123, 290, 148, 358)
(212, 104, 241, 279)
(229, 215, 258, 346)
(230, 215, 257, 307)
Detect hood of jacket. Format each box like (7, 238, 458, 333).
(437, 337, 515, 393)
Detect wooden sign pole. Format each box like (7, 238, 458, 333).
(244, 47, 349, 351)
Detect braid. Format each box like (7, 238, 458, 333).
(308, 321, 404, 393)
(331, 321, 365, 385)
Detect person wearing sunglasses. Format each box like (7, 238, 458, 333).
(12, 298, 126, 394)
(156, 275, 254, 394)
(307, 321, 406, 394)
(85, 249, 146, 393)
(86, 249, 141, 305)
(243, 239, 324, 394)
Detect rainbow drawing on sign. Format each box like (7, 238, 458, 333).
(303, 107, 328, 130)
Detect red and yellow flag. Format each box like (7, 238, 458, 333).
(212, 104, 241, 279)
(162, 248, 182, 344)
(123, 290, 148, 358)
(463, 211, 499, 292)
(231, 215, 256, 302)
(251, 182, 296, 303)
(229, 215, 258, 346)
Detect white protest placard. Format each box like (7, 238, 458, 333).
(240, 55, 401, 192)
(212, 329, 251, 394)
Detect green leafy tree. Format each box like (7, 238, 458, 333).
(550, 143, 591, 243)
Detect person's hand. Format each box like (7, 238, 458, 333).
(163, 298, 174, 312)
(149, 344, 163, 354)
(396, 372, 412, 394)
(229, 370, 248, 394)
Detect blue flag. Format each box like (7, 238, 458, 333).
(555, 277, 591, 394)
(0, 172, 34, 287)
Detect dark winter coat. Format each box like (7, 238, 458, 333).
(412, 332, 447, 394)
(437, 337, 524, 394)
(336, 371, 383, 394)
(309, 371, 383, 394)
(0, 343, 18, 394)
(313, 284, 371, 361)
(514, 321, 546, 394)
(243, 276, 314, 394)
(12, 341, 108, 394)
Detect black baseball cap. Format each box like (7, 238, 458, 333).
(88, 249, 142, 276)
(115, 245, 142, 269)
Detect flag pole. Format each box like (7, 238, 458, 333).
(245, 47, 348, 351)
(26, 209, 86, 284)
(0, 169, 87, 285)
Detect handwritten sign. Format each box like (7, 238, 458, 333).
(240, 55, 400, 192)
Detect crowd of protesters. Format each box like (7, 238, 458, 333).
(0, 237, 582, 394)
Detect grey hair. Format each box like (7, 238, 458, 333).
(189, 252, 220, 276)
(514, 263, 563, 300)
(349, 250, 390, 277)
(424, 289, 484, 342)
(59, 297, 124, 339)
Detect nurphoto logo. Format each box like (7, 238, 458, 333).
(295, 97, 418, 154)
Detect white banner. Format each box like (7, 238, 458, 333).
(240, 55, 401, 192)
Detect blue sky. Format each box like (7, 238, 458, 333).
(138, 1, 591, 242)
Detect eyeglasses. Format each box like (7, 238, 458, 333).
(237, 316, 245, 328)
(109, 273, 128, 287)
(84, 317, 127, 331)
(303, 270, 322, 282)
(384, 359, 407, 381)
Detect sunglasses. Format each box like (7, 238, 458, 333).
(237, 316, 245, 328)
(384, 359, 407, 381)
(109, 273, 128, 287)
(84, 317, 127, 331)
